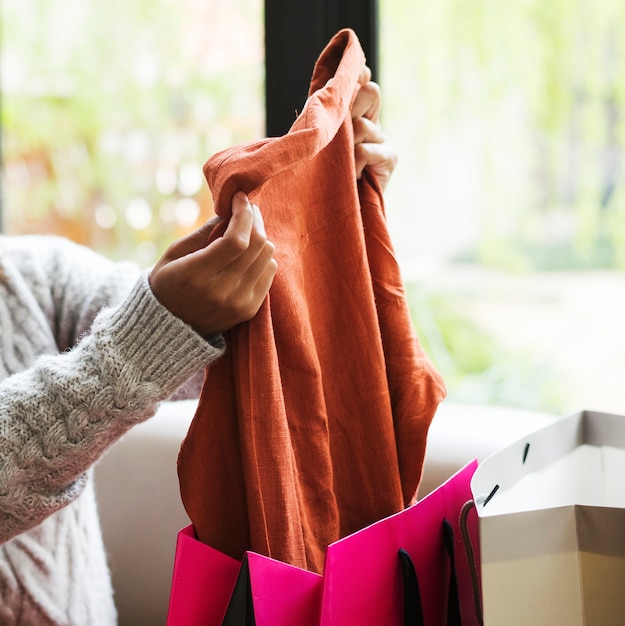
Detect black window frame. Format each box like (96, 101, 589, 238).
(264, 0, 379, 137)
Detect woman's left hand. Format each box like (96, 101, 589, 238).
(351, 66, 398, 192)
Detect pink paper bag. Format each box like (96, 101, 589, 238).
(321, 460, 480, 625)
(167, 525, 241, 625)
(166, 461, 480, 626)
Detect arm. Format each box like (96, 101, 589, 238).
(0, 193, 276, 542)
(0, 274, 220, 542)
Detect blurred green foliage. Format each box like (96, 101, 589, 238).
(379, 0, 625, 413)
(406, 284, 568, 413)
(2, 0, 263, 264)
(381, 0, 625, 271)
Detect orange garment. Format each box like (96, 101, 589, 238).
(177, 29, 446, 575)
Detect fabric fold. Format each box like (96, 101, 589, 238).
(177, 28, 446, 574)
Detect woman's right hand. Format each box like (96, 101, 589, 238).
(149, 191, 277, 338)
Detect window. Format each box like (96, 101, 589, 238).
(2, 0, 624, 417)
(2, 0, 264, 265)
(380, 0, 625, 415)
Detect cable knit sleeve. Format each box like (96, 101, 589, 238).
(0, 238, 225, 543)
(33, 235, 154, 351)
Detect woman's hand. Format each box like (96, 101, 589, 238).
(149, 192, 277, 338)
(351, 66, 398, 192)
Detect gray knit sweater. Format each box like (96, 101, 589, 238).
(0, 235, 225, 625)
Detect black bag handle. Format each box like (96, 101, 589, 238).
(442, 519, 462, 626)
(459, 500, 484, 626)
(399, 547, 426, 626)
(399, 518, 463, 626)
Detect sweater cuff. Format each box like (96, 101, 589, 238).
(91, 273, 225, 399)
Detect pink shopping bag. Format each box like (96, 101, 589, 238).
(166, 460, 480, 626)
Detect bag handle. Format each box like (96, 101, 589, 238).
(399, 518, 463, 626)
(442, 519, 462, 626)
(399, 547, 425, 626)
(459, 501, 483, 626)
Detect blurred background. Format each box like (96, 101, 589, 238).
(2, 0, 624, 417)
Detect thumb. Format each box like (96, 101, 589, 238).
(160, 215, 224, 263)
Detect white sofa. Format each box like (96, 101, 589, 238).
(94, 399, 557, 626)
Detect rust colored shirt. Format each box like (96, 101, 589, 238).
(177, 29, 446, 574)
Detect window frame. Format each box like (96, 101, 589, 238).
(264, 0, 379, 137)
